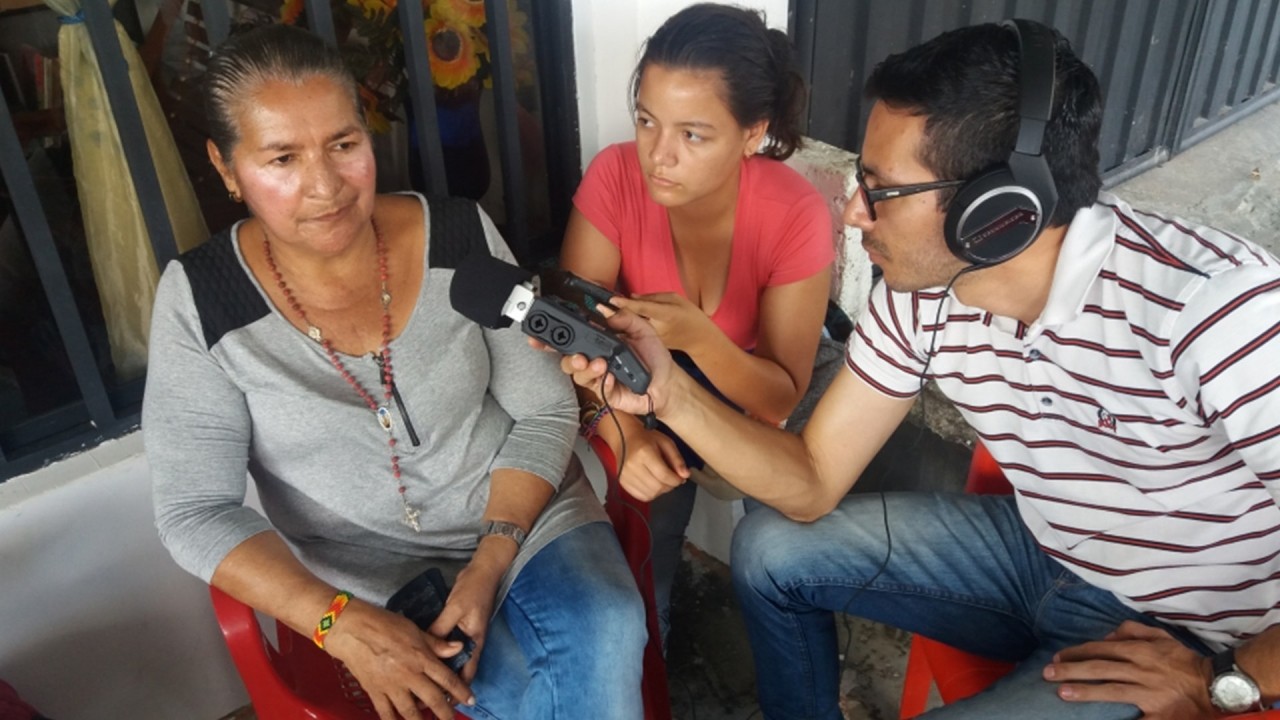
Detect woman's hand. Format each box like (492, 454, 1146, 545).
(428, 558, 504, 683)
(604, 421, 690, 501)
(323, 600, 475, 720)
(613, 293, 716, 353)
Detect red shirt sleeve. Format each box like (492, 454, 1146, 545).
(572, 143, 632, 249)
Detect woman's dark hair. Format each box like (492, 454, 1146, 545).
(864, 23, 1103, 227)
(204, 24, 362, 162)
(631, 3, 807, 160)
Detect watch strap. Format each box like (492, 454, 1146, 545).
(1212, 647, 1236, 677)
(479, 519, 527, 547)
(1209, 646, 1264, 714)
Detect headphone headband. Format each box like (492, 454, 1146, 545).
(943, 19, 1060, 267)
(1006, 19, 1056, 158)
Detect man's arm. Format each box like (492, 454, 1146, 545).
(563, 308, 915, 521)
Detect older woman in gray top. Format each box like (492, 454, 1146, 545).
(142, 24, 644, 720)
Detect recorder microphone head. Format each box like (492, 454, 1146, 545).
(449, 252, 536, 328)
(448, 253, 652, 393)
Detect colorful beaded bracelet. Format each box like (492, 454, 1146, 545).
(579, 405, 613, 440)
(312, 590, 354, 649)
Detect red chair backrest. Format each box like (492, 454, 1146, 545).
(965, 441, 1012, 495)
(588, 435, 673, 720)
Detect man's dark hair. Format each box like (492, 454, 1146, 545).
(631, 3, 807, 160)
(865, 23, 1103, 227)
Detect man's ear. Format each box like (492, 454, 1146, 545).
(207, 139, 237, 194)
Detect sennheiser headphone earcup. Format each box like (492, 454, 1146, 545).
(944, 165, 1047, 266)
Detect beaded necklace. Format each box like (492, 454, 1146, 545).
(262, 219, 422, 532)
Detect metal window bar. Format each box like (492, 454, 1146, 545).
(531, 0, 582, 239)
(396, 0, 449, 196)
(202, 0, 230, 49)
(483, 0, 529, 262)
(83, 0, 180, 270)
(0, 91, 116, 469)
(301, 0, 337, 46)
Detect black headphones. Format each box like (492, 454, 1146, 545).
(943, 19, 1060, 266)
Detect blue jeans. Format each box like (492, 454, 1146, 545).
(730, 493, 1211, 720)
(464, 521, 647, 720)
(649, 480, 698, 649)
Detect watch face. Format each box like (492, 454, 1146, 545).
(1212, 672, 1261, 713)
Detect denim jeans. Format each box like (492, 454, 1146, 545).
(649, 480, 699, 650)
(463, 521, 648, 720)
(731, 493, 1211, 720)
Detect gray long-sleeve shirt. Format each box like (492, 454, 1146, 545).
(143, 195, 605, 603)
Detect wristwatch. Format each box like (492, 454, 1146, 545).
(478, 519, 527, 548)
(1208, 647, 1262, 714)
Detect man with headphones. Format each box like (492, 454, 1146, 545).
(555, 19, 1280, 719)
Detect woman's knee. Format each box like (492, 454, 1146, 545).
(581, 576, 645, 655)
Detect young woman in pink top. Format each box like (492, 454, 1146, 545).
(561, 3, 834, 645)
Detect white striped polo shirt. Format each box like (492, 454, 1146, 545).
(847, 192, 1280, 649)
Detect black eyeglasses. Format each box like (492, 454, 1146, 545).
(854, 156, 966, 221)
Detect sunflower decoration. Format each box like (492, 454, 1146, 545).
(432, 0, 486, 28)
(274, 0, 534, 133)
(348, 0, 395, 21)
(279, 0, 303, 24)
(424, 15, 483, 90)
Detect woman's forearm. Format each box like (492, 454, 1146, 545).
(685, 328, 809, 424)
(210, 530, 344, 638)
(472, 468, 556, 574)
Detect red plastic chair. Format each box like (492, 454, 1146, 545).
(899, 442, 1280, 718)
(897, 442, 1015, 718)
(210, 438, 670, 720)
(589, 434, 673, 720)
(210, 583, 434, 719)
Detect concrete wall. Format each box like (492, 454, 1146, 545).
(0, 435, 247, 719)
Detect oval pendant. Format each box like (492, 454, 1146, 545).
(376, 406, 393, 432)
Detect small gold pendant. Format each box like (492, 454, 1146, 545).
(376, 406, 393, 432)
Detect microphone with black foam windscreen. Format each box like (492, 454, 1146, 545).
(449, 252, 652, 394)
(448, 253, 536, 329)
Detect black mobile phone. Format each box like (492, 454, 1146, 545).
(539, 269, 618, 315)
(384, 567, 475, 673)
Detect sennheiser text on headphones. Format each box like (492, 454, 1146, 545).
(943, 19, 1060, 266)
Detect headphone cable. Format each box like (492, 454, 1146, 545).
(832, 262, 981, 679)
